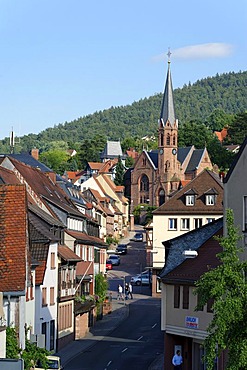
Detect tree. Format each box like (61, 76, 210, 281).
(226, 112, 247, 145)
(194, 209, 247, 369)
(205, 108, 234, 132)
(95, 273, 108, 303)
(6, 326, 49, 370)
(125, 156, 135, 168)
(39, 149, 70, 174)
(114, 156, 125, 186)
(6, 327, 19, 359)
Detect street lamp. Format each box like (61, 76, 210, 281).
(121, 276, 126, 305)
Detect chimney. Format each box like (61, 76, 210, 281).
(31, 148, 39, 160)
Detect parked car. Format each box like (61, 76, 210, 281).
(116, 244, 128, 255)
(131, 232, 143, 242)
(108, 254, 120, 266)
(35, 355, 63, 369)
(106, 259, 113, 270)
(130, 271, 152, 286)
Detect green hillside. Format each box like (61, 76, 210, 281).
(0, 70, 246, 154)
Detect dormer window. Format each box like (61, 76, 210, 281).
(185, 189, 197, 206)
(204, 188, 218, 206)
(186, 195, 195, 206)
(206, 195, 215, 205)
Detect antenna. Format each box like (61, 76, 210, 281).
(9, 127, 20, 154)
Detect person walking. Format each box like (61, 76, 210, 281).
(117, 284, 124, 301)
(172, 349, 183, 369)
(125, 282, 129, 300)
(128, 282, 133, 299)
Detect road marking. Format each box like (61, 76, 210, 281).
(137, 336, 143, 341)
(152, 323, 157, 329)
(122, 347, 128, 353)
(107, 360, 112, 366)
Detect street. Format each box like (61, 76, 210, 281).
(63, 231, 164, 370)
(64, 298, 163, 370)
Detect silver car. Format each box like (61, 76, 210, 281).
(130, 271, 151, 286)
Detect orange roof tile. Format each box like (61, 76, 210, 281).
(0, 184, 28, 292)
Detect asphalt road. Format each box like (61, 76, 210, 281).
(107, 237, 151, 298)
(64, 298, 163, 370)
(63, 232, 163, 370)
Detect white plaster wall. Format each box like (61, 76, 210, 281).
(0, 330, 6, 358)
(163, 284, 212, 340)
(35, 242, 58, 351)
(25, 270, 36, 337)
(153, 213, 222, 268)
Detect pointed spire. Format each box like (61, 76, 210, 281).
(160, 50, 176, 126)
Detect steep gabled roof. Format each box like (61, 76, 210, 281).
(100, 140, 123, 159)
(87, 162, 102, 170)
(58, 245, 82, 262)
(160, 217, 223, 283)
(184, 148, 205, 172)
(224, 136, 247, 183)
(153, 169, 223, 215)
(65, 230, 107, 246)
(8, 153, 53, 172)
(0, 184, 28, 293)
(4, 157, 83, 219)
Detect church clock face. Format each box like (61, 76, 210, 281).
(172, 148, 177, 155)
(159, 149, 164, 154)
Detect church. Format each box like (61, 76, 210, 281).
(130, 59, 214, 212)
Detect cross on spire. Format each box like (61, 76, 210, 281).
(167, 48, 171, 63)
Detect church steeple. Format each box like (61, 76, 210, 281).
(159, 53, 176, 127)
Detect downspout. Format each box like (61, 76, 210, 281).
(7, 294, 11, 326)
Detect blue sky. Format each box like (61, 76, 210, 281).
(0, 0, 246, 140)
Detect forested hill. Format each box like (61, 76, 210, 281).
(1, 70, 246, 152)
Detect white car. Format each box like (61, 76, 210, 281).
(130, 271, 151, 286)
(35, 355, 63, 369)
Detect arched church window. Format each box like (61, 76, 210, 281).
(140, 175, 149, 192)
(159, 189, 165, 206)
(142, 158, 146, 166)
(165, 160, 170, 172)
(160, 133, 164, 146)
(166, 134, 170, 145)
(173, 135, 176, 146)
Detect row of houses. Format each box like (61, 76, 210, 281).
(0, 151, 129, 358)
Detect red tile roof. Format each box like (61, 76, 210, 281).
(215, 128, 228, 142)
(65, 230, 107, 246)
(58, 245, 82, 262)
(0, 184, 28, 292)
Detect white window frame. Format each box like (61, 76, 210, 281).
(82, 246, 87, 261)
(186, 195, 195, 206)
(181, 218, 190, 230)
(169, 218, 177, 230)
(206, 194, 215, 205)
(194, 218, 203, 229)
(88, 246, 93, 261)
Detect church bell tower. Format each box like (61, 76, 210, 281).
(157, 52, 180, 197)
